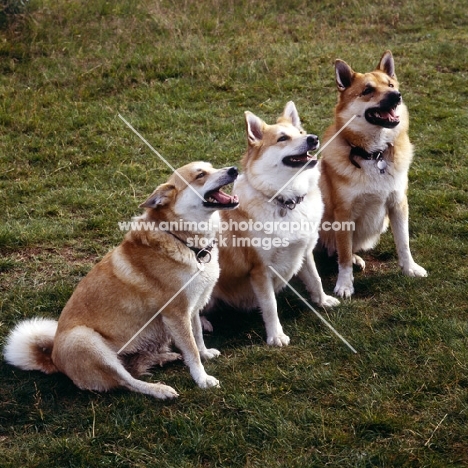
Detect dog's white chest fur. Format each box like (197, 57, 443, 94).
(234, 173, 323, 286)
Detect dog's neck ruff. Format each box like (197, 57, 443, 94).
(164, 231, 215, 268)
(274, 194, 305, 217)
(348, 144, 388, 174)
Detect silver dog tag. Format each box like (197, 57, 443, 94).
(377, 159, 387, 174)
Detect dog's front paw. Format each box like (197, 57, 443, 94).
(200, 348, 221, 360)
(319, 294, 340, 308)
(197, 375, 220, 389)
(267, 332, 290, 347)
(402, 263, 428, 278)
(335, 268, 354, 298)
(334, 280, 354, 299)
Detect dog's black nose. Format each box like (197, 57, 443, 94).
(307, 135, 319, 149)
(227, 166, 238, 177)
(387, 91, 402, 106)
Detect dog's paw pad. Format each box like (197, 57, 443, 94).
(334, 283, 354, 299)
(320, 295, 340, 307)
(403, 264, 427, 278)
(201, 348, 220, 360)
(267, 333, 290, 347)
(153, 384, 179, 400)
(199, 375, 220, 389)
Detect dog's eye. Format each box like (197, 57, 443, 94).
(196, 172, 205, 179)
(389, 83, 394, 88)
(277, 135, 289, 142)
(361, 87, 374, 96)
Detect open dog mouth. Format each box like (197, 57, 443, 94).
(365, 105, 400, 128)
(203, 183, 239, 209)
(282, 151, 318, 169)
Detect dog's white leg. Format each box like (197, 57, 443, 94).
(335, 265, 354, 298)
(162, 315, 219, 389)
(298, 252, 340, 307)
(191, 312, 220, 360)
(250, 270, 290, 346)
(389, 196, 427, 277)
(334, 225, 355, 298)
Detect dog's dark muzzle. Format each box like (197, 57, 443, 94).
(282, 134, 319, 169)
(203, 166, 239, 209)
(365, 91, 402, 128)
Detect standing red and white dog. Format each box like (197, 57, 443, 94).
(319, 51, 427, 298)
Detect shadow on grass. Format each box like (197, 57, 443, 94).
(314, 246, 405, 299)
(202, 303, 267, 350)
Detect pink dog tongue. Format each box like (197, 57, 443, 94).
(381, 109, 399, 121)
(211, 190, 238, 204)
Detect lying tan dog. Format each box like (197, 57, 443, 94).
(205, 102, 339, 346)
(319, 50, 427, 298)
(4, 162, 239, 398)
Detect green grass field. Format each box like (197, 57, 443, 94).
(1, 0, 467, 466)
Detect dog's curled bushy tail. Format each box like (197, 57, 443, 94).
(4, 318, 59, 374)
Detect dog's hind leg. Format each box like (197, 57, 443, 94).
(53, 327, 178, 399)
(122, 349, 182, 377)
(106, 358, 179, 399)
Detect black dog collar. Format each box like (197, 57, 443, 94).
(349, 145, 388, 174)
(165, 231, 216, 265)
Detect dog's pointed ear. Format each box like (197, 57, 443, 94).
(245, 111, 264, 144)
(139, 183, 175, 209)
(377, 50, 396, 78)
(335, 59, 354, 91)
(281, 101, 303, 130)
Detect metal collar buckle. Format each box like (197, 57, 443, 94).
(275, 195, 305, 217)
(349, 145, 388, 174)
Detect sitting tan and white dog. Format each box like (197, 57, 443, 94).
(205, 102, 339, 347)
(318, 50, 427, 298)
(4, 162, 239, 399)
